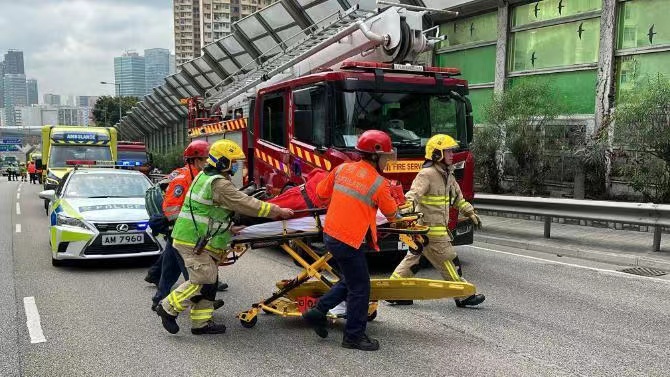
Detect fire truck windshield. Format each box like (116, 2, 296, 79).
(333, 91, 466, 153)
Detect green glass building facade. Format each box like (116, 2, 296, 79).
(435, 0, 670, 124)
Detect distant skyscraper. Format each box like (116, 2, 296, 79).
(172, 0, 275, 66)
(4, 50, 24, 74)
(26, 79, 38, 105)
(43, 93, 61, 106)
(144, 48, 170, 95)
(114, 52, 146, 98)
(0, 60, 4, 109)
(3, 73, 27, 127)
(169, 54, 176, 74)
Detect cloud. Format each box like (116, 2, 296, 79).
(0, 0, 174, 99)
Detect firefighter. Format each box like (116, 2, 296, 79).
(156, 139, 294, 335)
(388, 134, 485, 307)
(302, 130, 399, 351)
(146, 140, 230, 312)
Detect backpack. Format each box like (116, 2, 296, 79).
(145, 183, 166, 218)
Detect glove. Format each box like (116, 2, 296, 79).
(398, 200, 414, 215)
(469, 213, 482, 230)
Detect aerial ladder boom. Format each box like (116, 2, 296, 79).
(205, 0, 457, 112)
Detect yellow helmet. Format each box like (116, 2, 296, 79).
(207, 139, 246, 172)
(425, 134, 459, 161)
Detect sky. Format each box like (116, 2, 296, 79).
(0, 0, 174, 100)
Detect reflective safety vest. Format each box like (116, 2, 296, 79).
(316, 160, 398, 251)
(162, 164, 200, 221)
(172, 172, 232, 253)
(406, 163, 474, 239)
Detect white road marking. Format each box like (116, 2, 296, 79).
(17, 192, 20, 199)
(23, 297, 47, 344)
(470, 245, 670, 284)
(16, 203, 21, 215)
(16, 224, 21, 233)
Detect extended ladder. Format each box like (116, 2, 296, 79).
(205, 5, 377, 108)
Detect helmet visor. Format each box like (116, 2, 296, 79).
(378, 147, 397, 171)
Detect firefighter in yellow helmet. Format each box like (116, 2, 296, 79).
(388, 134, 485, 307)
(155, 139, 294, 335)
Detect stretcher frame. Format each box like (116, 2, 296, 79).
(225, 210, 477, 328)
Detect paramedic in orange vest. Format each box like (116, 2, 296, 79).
(27, 161, 37, 184)
(302, 130, 398, 351)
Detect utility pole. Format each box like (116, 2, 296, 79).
(100, 81, 122, 126)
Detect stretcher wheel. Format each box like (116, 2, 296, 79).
(367, 310, 377, 322)
(240, 316, 258, 328)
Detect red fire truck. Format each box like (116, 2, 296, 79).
(188, 2, 476, 251)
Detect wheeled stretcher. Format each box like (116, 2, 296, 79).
(225, 209, 477, 328)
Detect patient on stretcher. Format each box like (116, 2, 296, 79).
(234, 169, 329, 226)
(234, 168, 405, 227)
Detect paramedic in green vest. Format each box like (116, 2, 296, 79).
(156, 139, 294, 335)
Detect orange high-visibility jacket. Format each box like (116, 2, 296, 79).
(162, 164, 200, 221)
(27, 162, 36, 174)
(317, 160, 398, 251)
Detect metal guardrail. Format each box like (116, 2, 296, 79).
(474, 194, 670, 252)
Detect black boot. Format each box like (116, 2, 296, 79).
(385, 300, 413, 305)
(342, 334, 380, 351)
(213, 299, 224, 310)
(455, 294, 486, 308)
(156, 305, 179, 334)
(302, 308, 328, 338)
(216, 282, 229, 292)
(144, 273, 159, 285)
(191, 321, 226, 335)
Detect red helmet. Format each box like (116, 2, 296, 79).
(355, 130, 393, 154)
(183, 140, 210, 159)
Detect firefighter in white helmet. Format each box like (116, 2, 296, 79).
(388, 134, 485, 307)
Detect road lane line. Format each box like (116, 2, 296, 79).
(16, 224, 21, 233)
(23, 297, 47, 344)
(16, 203, 21, 215)
(469, 245, 670, 284)
(17, 192, 20, 199)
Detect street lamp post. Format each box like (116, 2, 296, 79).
(100, 81, 122, 127)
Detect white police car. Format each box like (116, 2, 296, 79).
(39, 168, 162, 266)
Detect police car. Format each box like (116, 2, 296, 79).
(39, 164, 162, 266)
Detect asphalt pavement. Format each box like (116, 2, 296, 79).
(3, 179, 670, 377)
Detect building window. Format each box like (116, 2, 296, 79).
(438, 12, 497, 50)
(261, 94, 285, 146)
(292, 86, 326, 147)
(617, 0, 670, 49)
(508, 18, 600, 72)
(511, 0, 601, 27)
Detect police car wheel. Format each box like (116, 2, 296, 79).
(51, 257, 65, 267)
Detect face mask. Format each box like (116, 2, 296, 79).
(230, 163, 239, 176)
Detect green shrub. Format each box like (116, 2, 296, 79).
(613, 75, 670, 203)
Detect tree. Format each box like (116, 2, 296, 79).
(612, 75, 670, 203)
(482, 80, 569, 195)
(91, 96, 139, 127)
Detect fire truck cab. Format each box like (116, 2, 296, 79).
(250, 61, 475, 247)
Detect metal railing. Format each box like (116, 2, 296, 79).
(473, 194, 670, 252)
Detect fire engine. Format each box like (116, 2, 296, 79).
(186, 0, 476, 249)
